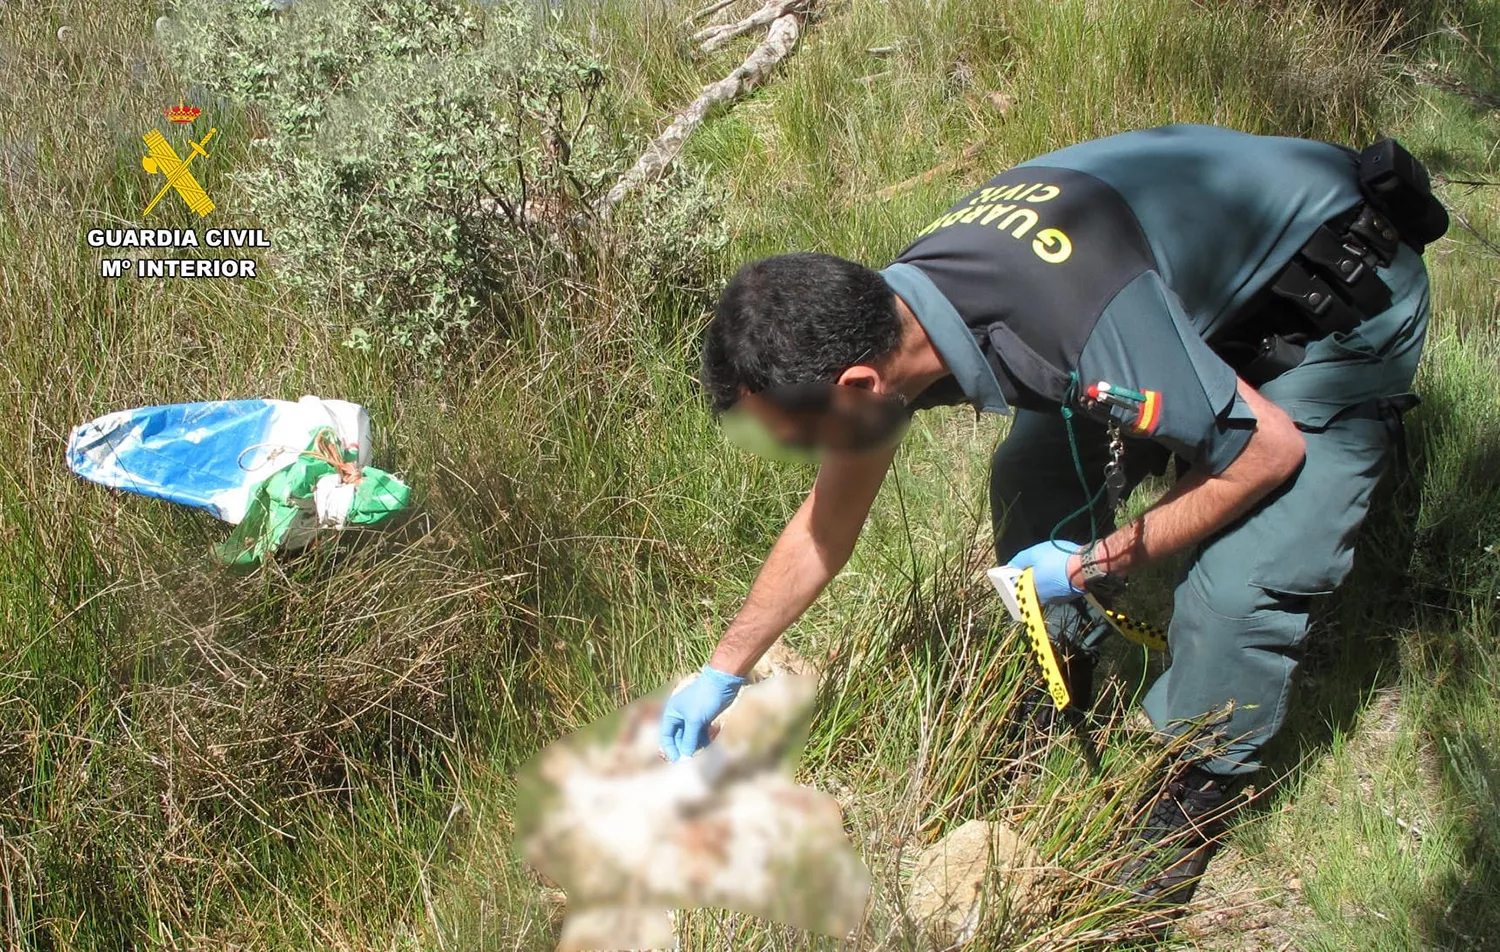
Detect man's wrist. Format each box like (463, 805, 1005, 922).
(1065, 551, 1087, 592)
(1072, 539, 1119, 592)
(700, 663, 748, 688)
(708, 644, 754, 679)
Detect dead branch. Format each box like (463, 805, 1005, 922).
(872, 142, 985, 202)
(598, 13, 801, 213)
(1447, 203, 1500, 259)
(1434, 178, 1500, 259)
(1436, 174, 1500, 190)
(684, 0, 742, 27)
(694, 0, 802, 54)
(1402, 65, 1500, 111)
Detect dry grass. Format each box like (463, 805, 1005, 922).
(1, 0, 1498, 948)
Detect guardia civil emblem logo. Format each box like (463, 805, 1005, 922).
(141, 98, 218, 218)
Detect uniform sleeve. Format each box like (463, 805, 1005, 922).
(1076, 270, 1258, 474)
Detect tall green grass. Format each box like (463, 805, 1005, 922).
(1, 0, 1498, 948)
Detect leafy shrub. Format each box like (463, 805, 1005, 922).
(161, 0, 712, 359)
(610, 166, 730, 307)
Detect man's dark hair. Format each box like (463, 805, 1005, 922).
(700, 253, 901, 413)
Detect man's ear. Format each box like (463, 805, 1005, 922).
(836, 364, 884, 392)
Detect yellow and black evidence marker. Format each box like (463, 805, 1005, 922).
(1086, 597, 1168, 654)
(986, 565, 1168, 714)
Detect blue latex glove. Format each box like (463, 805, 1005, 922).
(1009, 540, 1084, 604)
(659, 665, 747, 762)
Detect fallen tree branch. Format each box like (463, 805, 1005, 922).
(598, 13, 801, 213)
(694, 0, 801, 53)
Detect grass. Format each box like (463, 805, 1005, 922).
(2, 0, 1499, 948)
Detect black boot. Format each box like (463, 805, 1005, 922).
(1011, 640, 1096, 734)
(1115, 763, 1245, 912)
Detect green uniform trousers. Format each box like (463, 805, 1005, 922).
(991, 245, 1430, 776)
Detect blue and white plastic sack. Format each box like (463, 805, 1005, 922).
(66, 396, 405, 561)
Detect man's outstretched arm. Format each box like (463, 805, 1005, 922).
(710, 442, 898, 676)
(660, 443, 895, 761)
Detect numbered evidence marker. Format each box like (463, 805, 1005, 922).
(987, 566, 1074, 711)
(985, 565, 1170, 713)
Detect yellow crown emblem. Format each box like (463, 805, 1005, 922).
(164, 98, 201, 124)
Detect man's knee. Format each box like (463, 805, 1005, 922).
(1178, 568, 1311, 624)
(1148, 573, 1312, 766)
(1169, 570, 1313, 699)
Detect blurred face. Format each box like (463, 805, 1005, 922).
(720, 379, 910, 463)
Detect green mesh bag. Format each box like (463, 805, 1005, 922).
(215, 428, 411, 565)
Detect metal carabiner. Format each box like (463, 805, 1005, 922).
(1104, 420, 1128, 511)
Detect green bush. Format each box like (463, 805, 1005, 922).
(161, 0, 692, 359)
(610, 166, 730, 307)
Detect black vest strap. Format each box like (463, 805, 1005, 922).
(1215, 201, 1409, 386)
(1267, 261, 1362, 337)
(1297, 223, 1394, 317)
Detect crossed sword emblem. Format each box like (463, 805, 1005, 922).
(141, 127, 218, 218)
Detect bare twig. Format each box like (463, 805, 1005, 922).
(1401, 64, 1500, 110)
(1435, 174, 1500, 190)
(685, 0, 742, 27)
(1450, 204, 1500, 258)
(598, 13, 801, 213)
(872, 142, 985, 202)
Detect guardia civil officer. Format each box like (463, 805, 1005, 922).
(659, 124, 1446, 911)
